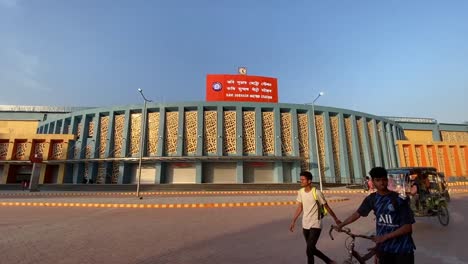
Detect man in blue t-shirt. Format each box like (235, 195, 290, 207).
(336, 167, 416, 264)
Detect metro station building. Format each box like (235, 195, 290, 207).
(0, 74, 467, 186)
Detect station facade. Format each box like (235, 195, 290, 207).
(0, 72, 467, 185)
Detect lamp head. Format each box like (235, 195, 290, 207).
(138, 88, 142, 92)
(319, 91, 324, 96)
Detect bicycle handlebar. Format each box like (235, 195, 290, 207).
(329, 225, 375, 240)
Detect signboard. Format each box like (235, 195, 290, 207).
(206, 74, 278, 103)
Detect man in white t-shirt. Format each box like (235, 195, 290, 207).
(289, 171, 341, 264)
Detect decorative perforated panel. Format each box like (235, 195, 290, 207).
(262, 112, 274, 155)
(76, 123, 82, 139)
(0, 143, 9, 159)
(130, 113, 142, 156)
(280, 113, 292, 155)
(330, 116, 341, 178)
(184, 111, 198, 155)
(223, 111, 237, 154)
(165, 112, 179, 155)
(85, 145, 92, 159)
(415, 146, 422, 166)
(147, 112, 160, 156)
(344, 118, 354, 179)
(51, 142, 64, 160)
(367, 121, 376, 165)
(242, 111, 256, 154)
(15, 142, 27, 160)
(403, 146, 411, 167)
(449, 147, 456, 174)
(441, 131, 468, 143)
(99, 116, 109, 158)
(88, 121, 94, 138)
(204, 111, 217, 154)
(34, 142, 45, 158)
(112, 115, 125, 157)
(297, 113, 310, 171)
(427, 146, 434, 167)
(315, 115, 326, 178)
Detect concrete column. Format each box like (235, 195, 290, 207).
(155, 162, 162, 184)
(217, 106, 224, 156)
(361, 118, 373, 173)
(177, 107, 184, 155)
(379, 122, 389, 168)
(291, 109, 299, 157)
(323, 111, 336, 183)
(392, 125, 401, 166)
(105, 112, 115, 158)
(273, 161, 283, 183)
(236, 107, 243, 156)
(121, 109, 131, 158)
(1, 164, 10, 184)
(308, 108, 319, 180)
(156, 107, 166, 156)
(236, 161, 243, 183)
(433, 125, 442, 141)
(370, 120, 382, 167)
(6, 140, 14, 160)
(255, 107, 263, 156)
(43, 140, 52, 161)
(91, 114, 100, 159)
(117, 162, 126, 184)
(195, 161, 202, 183)
(386, 123, 397, 168)
(274, 108, 282, 156)
(196, 106, 204, 156)
(291, 161, 301, 183)
(350, 115, 363, 182)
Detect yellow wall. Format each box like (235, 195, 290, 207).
(0, 120, 39, 135)
(404, 130, 434, 142)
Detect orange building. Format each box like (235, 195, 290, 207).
(390, 117, 468, 180)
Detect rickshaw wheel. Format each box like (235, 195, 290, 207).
(437, 204, 450, 226)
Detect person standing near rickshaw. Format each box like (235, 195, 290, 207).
(336, 167, 416, 264)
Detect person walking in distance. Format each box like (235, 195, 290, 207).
(289, 171, 341, 264)
(336, 167, 416, 264)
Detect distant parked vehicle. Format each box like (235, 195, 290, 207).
(387, 167, 450, 226)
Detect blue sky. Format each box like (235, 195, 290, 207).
(1, 0, 467, 123)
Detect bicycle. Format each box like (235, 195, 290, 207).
(329, 225, 376, 264)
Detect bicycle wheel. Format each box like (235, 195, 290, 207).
(437, 204, 449, 226)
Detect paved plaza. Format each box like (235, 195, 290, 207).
(0, 191, 467, 264)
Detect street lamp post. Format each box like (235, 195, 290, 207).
(136, 88, 152, 198)
(311, 92, 324, 192)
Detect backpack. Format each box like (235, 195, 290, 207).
(312, 187, 328, 219)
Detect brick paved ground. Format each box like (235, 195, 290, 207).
(0, 193, 467, 264)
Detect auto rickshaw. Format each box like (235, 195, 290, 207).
(387, 167, 450, 226)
